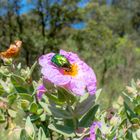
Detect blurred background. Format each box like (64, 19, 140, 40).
(0, 0, 140, 108)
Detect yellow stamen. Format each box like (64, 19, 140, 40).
(63, 63, 78, 76)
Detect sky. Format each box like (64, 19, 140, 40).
(19, 0, 35, 14)
(20, 0, 92, 14)
(0, 0, 113, 16)
(20, 0, 91, 29)
(20, 0, 112, 13)
(13, 0, 113, 29)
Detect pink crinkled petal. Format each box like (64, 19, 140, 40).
(86, 68, 97, 95)
(67, 78, 86, 96)
(39, 53, 55, 67)
(60, 49, 80, 63)
(37, 84, 46, 100)
(77, 61, 97, 95)
(90, 122, 101, 140)
(84, 122, 101, 140)
(39, 50, 97, 96)
(41, 66, 71, 86)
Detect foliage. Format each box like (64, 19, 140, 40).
(0, 0, 140, 139)
(1, 0, 140, 108)
(0, 61, 139, 139)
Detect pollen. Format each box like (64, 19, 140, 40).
(63, 63, 78, 76)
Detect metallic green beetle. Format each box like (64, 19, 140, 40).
(51, 54, 71, 70)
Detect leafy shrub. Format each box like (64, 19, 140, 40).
(0, 55, 139, 140)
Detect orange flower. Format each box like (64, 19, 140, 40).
(0, 40, 22, 59)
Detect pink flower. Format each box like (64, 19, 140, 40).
(84, 122, 101, 140)
(37, 84, 46, 100)
(39, 50, 97, 96)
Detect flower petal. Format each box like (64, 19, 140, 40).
(67, 78, 86, 95)
(90, 122, 102, 140)
(41, 65, 71, 85)
(39, 53, 55, 67)
(78, 61, 97, 95)
(60, 49, 80, 63)
(39, 50, 97, 96)
(37, 84, 46, 100)
(86, 69, 97, 95)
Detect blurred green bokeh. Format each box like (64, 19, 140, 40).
(0, 1, 140, 139)
(0, 0, 140, 110)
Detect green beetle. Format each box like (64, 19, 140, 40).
(51, 54, 71, 70)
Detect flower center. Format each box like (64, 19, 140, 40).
(63, 63, 78, 76)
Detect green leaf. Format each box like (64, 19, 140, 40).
(15, 87, 28, 93)
(136, 129, 140, 139)
(125, 129, 133, 139)
(0, 97, 8, 102)
(38, 127, 47, 140)
(79, 104, 99, 127)
(49, 106, 73, 119)
(122, 92, 133, 102)
(11, 74, 29, 93)
(132, 132, 138, 140)
(46, 93, 64, 105)
(25, 117, 35, 139)
(57, 90, 66, 102)
(20, 129, 33, 140)
(8, 109, 17, 118)
(40, 113, 46, 121)
(37, 108, 44, 115)
(131, 118, 140, 124)
(124, 102, 137, 121)
(0, 79, 10, 93)
(25, 61, 37, 80)
(30, 114, 40, 122)
(0, 114, 6, 123)
(57, 87, 76, 105)
(21, 100, 30, 110)
(0, 84, 4, 95)
(48, 124, 75, 137)
(30, 103, 38, 114)
(19, 93, 33, 102)
(95, 89, 102, 102)
(74, 95, 95, 116)
(136, 96, 140, 104)
(39, 102, 52, 115)
(131, 79, 136, 88)
(134, 104, 140, 115)
(43, 79, 54, 90)
(17, 63, 21, 70)
(8, 93, 17, 105)
(64, 119, 75, 130)
(20, 129, 29, 140)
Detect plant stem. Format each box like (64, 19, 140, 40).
(49, 129, 53, 140)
